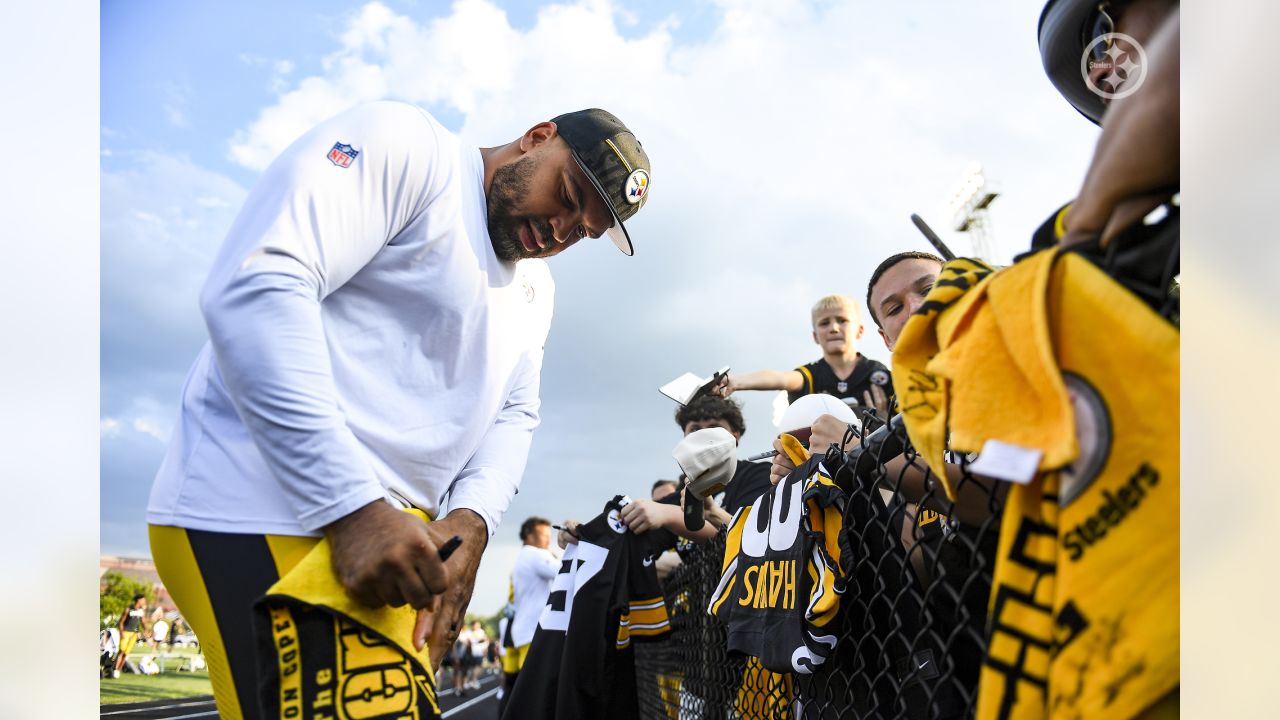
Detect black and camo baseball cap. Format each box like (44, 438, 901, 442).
(551, 109, 651, 256)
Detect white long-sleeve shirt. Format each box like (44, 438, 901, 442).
(510, 544, 560, 648)
(147, 101, 554, 537)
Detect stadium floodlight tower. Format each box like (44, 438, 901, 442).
(945, 162, 1000, 261)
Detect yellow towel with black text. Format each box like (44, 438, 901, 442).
(893, 250, 1179, 719)
(253, 508, 441, 720)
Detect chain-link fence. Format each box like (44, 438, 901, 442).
(636, 414, 1002, 719)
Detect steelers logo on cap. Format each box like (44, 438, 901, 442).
(624, 169, 649, 205)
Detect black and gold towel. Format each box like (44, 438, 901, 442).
(254, 509, 441, 720)
(893, 250, 1179, 719)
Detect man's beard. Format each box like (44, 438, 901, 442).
(487, 154, 557, 262)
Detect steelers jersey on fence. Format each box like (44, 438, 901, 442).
(709, 455, 848, 675)
(500, 495, 671, 720)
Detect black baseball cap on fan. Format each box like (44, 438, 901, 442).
(551, 109, 651, 256)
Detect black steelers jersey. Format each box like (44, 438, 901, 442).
(788, 354, 892, 406)
(501, 495, 671, 720)
(709, 456, 847, 675)
(721, 459, 773, 515)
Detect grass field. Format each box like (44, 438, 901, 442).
(100, 670, 213, 704)
(100, 645, 213, 704)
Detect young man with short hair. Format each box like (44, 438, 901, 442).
(771, 252, 1000, 523)
(650, 479, 678, 501)
(617, 397, 773, 539)
(714, 295, 892, 415)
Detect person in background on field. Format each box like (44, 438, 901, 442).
(450, 630, 473, 697)
(500, 517, 560, 715)
(466, 620, 489, 690)
(113, 594, 147, 679)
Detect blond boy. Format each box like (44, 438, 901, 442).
(714, 295, 892, 413)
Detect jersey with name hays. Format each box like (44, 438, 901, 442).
(709, 456, 847, 675)
(500, 495, 670, 720)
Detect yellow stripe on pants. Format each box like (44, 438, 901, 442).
(149, 524, 245, 720)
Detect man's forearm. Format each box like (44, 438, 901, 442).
(880, 454, 1005, 526)
(447, 351, 542, 537)
(734, 369, 802, 392)
(659, 504, 719, 543)
(440, 508, 490, 552)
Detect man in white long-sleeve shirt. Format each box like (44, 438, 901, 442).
(498, 516, 560, 714)
(145, 101, 653, 720)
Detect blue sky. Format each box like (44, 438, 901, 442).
(101, 0, 1101, 613)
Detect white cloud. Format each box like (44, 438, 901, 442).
(101, 150, 248, 417)
(101, 398, 174, 444)
(162, 80, 194, 128)
(132, 417, 169, 442)
(228, 0, 524, 170)
(164, 103, 188, 128)
(195, 195, 230, 208)
(240, 54, 301, 92)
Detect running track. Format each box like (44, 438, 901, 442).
(100, 672, 501, 720)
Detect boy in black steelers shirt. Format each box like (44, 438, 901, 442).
(712, 294, 893, 419)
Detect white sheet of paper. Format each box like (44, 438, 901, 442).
(659, 373, 703, 404)
(967, 439, 1043, 485)
(658, 367, 729, 405)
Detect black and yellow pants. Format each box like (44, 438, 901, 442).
(150, 525, 320, 720)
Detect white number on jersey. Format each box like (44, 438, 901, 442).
(537, 539, 608, 633)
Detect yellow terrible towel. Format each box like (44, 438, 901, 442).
(895, 249, 1179, 719)
(254, 508, 442, 720)
(892, 254, 1078, 497)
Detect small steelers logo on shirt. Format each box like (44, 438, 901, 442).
(624, 169, 649, 205)
(871, 370, 890, 386)
(607, 508, 626, 534)
(608, 495, 633, 534)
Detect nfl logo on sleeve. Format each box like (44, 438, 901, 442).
(327, 142, 359, 168)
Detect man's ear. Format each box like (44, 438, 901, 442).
(518, 121, 559, 153)
(879, 327, 893, 352)
(733, 431, 743, 445)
